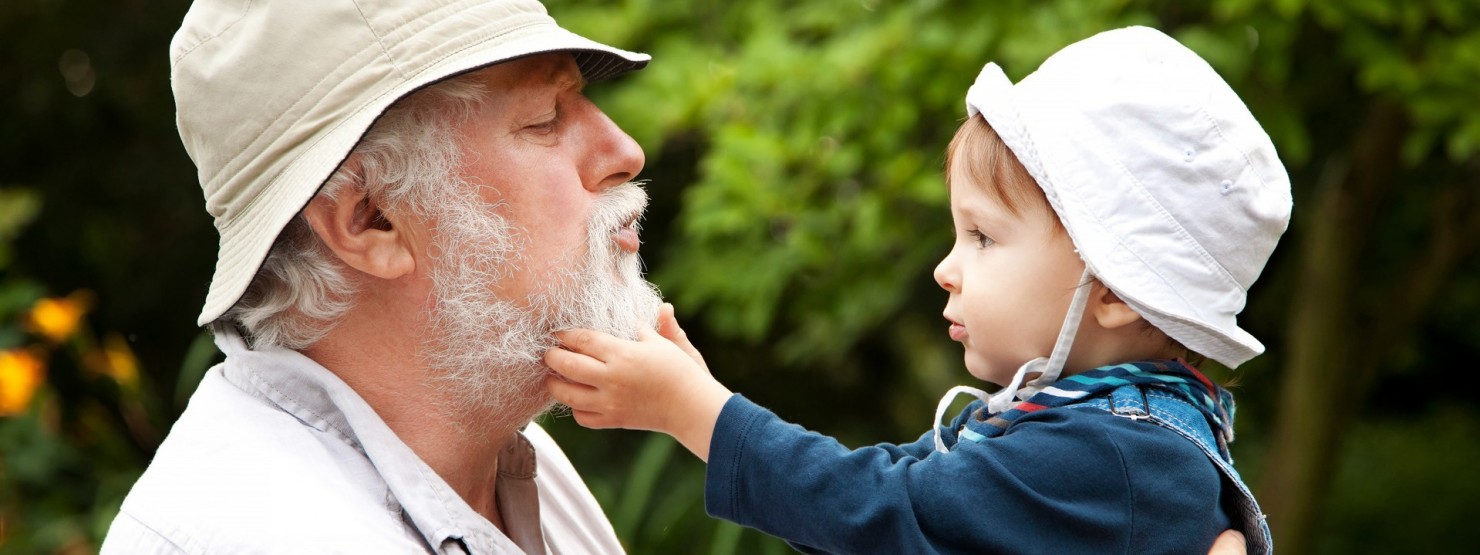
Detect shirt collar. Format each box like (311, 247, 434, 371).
(211, 326, 531, 553)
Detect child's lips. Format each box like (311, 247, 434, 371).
(944, 316, 966, 341)
(948, 324, 967, 341)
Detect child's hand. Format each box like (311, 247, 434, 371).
(544, 303, 732, 460)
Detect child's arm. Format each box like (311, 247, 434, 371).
(543, 303, 733, 461)
(547, 306, 1240, 554)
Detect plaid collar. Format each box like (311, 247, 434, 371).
(976, 359, 1235, 441)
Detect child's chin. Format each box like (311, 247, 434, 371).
(963, 360, 1006, 386)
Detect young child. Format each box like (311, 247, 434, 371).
(545, 26, 1286, 554)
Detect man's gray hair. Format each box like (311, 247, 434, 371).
(221, 74, 489, 349)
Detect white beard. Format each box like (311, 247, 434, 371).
(423, 182, 662, 429)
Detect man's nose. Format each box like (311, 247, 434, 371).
(583, 101, 645, 192)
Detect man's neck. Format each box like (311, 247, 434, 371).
(302, 308, 517, 528)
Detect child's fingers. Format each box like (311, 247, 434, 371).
(546, 373, 599, 409)
(553, 328, 620, 358)
(635, 313, 676, 348)
(636, 324, 660, 342)
(655, 303, 705, 365)
(655, 304, 678, 338)
(568, 409, 613, 430)
(546, 377, 623, 429)
(543, 345, 603, 383)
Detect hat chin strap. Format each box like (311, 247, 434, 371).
(933, 268, 1094, 453)
(987, 267, 1094, 413)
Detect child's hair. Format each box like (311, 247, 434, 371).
(945, 116, 1059, 232)
(945, 115, 1209, 368)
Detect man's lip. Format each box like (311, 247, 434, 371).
(613, 214, 640, 253)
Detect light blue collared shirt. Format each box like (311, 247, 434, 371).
(102, 328, 622, 554)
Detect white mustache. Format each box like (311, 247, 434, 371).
(588, 182, 649, 240)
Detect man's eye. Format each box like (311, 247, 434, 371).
(528, 119, 557, 133)
(967, 229, 994, 248)
(526, 111, 560, 133)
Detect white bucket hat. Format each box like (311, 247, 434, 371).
(172, 0, 650, 326)
(964, 26, 1292, 370)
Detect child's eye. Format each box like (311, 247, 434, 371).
(967, 229, 995, 248)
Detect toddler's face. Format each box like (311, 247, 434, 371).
(932, 168, 1086, 386)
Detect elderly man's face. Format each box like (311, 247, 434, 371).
(416, 53, 659, 421)
(456, 53, 646, 300)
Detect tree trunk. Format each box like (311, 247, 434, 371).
(1261, 158, 1354, 552)
(1260, 103, 1406, 553)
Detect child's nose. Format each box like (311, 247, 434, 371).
(934, 250, 958, 293)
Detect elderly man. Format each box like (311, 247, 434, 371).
(104, 0, 659, 552)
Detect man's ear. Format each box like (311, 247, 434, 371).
(301, 184, 415, 280)
(1090, 281, 1144, 330)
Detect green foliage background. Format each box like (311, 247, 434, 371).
(3, 0, 1479, 553)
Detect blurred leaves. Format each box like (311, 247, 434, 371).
(539, 420, 793, 554)
(0, 227, 163, 553)
(1, 0, 1478, 553)
(0, 189, 40, 271)
(551, 1, 1480, 553)
(1318, 403, 1480, 553)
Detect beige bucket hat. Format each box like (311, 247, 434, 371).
(965, 26, 1292, 368)
(172, 0, 650, 326)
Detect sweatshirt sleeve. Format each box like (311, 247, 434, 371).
(704, 395, 1229, 555)
(871, 400, 985, 462)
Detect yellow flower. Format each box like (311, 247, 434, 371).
(0, 348, 45, 416)
(25, 291, 93, 343)
(100, 332, 140, 388)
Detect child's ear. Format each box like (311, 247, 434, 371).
(301, 183, 415, 280)
(1090, 282, 1144, 330)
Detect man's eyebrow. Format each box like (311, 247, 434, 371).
(546, 61, 585, 91)
(560, 71, 585, 92)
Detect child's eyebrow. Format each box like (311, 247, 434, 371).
(952, 200, 989, 223)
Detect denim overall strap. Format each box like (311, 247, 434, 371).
(1076, 384, 1274, 554)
